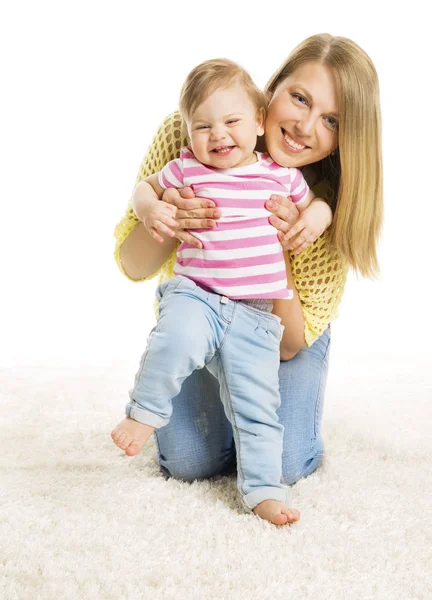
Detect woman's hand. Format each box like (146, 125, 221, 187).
(162, 187, 222, 249)
(281, 199, 333, 254)
(265, 195, 300, 248)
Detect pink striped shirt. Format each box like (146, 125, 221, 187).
(158, 148, 310, 299)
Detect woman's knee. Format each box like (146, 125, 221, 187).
(281, 444, 324, 486)
(158, 454, 234, 482)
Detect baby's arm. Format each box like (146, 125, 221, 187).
(282, 171, 332, 254)
(282, 197, 333, 254)
(132, 174, 178, 244)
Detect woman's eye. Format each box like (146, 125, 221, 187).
(292, 93, 307, 105)
(325, 117, 338, 130)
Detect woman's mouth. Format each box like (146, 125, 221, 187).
(281, 129, 308, 152)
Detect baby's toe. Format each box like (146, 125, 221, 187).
(281, 507, 300, 523)
(272, 512, 289, 526)
(125, 442, 141, 456)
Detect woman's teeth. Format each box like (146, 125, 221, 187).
(283, 132, 306, 150)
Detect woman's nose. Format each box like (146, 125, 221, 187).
(295, 115, 316, 137)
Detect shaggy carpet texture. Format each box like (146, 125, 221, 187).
(1, 354, 431, 600)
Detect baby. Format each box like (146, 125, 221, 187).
(112, 59, 331, 525)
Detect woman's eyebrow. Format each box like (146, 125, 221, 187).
(291, 84, 312, 102)
(294, 85, 339, 117)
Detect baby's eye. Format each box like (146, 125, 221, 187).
(226, 119, 240, 125)
(196, 125, 210, 130)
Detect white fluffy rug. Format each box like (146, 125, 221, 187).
(1, 353, 431, 600)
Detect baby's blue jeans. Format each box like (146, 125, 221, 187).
(152, 308, 331, 491)
(126, 275, 289, 510)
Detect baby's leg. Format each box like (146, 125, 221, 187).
(112, 278, 225, 456)
(213, 303, 300, 525)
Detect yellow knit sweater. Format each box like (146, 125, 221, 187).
(114, 112, 348, 346)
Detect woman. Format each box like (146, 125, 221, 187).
(114, 34, 383, 504)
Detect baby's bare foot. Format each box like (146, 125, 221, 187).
(253, 499, 300, 526)
(111, 417, 155, 456)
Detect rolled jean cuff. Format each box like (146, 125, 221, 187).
(125, 401, 169, 429)
(242, 485, 291, 511)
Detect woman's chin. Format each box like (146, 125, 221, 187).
(271, 145, 307, 168)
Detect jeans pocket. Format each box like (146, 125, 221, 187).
(254, 318, 283, 350)
(267, 317, 284, 344)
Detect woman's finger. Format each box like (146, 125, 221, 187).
(163, 187, 215, 210)
(176, 218, 217, 230)
(178, 187, 196, 199)
(176, 208, 221, 221)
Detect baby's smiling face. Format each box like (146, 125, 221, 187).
(187, 84, 264, 169)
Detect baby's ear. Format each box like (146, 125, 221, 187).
(256, 107, 266, 136)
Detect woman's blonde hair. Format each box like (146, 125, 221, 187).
(179, 58, 267, 124)
(266, 34, 383, 278)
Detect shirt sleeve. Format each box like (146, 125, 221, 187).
(158, 157, 185, 190)
(288, 168, 310, 205)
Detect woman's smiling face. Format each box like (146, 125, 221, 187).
(264, 62, 339, 168)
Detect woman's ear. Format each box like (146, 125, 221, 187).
(256, 107, 266, 136)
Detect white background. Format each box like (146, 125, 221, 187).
(1, 0, 431, 371)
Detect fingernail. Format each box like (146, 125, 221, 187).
(267, 201, 274, 208)
(213, 211, 221, 218)
(206, 202, 215, 207)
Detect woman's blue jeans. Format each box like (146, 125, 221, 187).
(152, 302, 331, 489)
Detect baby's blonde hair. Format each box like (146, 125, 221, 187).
(179, 58, 267, 124)
(266, 34, 383, 278)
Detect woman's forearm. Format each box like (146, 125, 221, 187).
(273, 252, 306, 360)
(119, 222, 177, 281)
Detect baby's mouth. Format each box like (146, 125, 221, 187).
(211, 145, 236, 154)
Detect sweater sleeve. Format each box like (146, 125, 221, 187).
(113, 112, 188, 281)
(289, 231, 348, 346)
